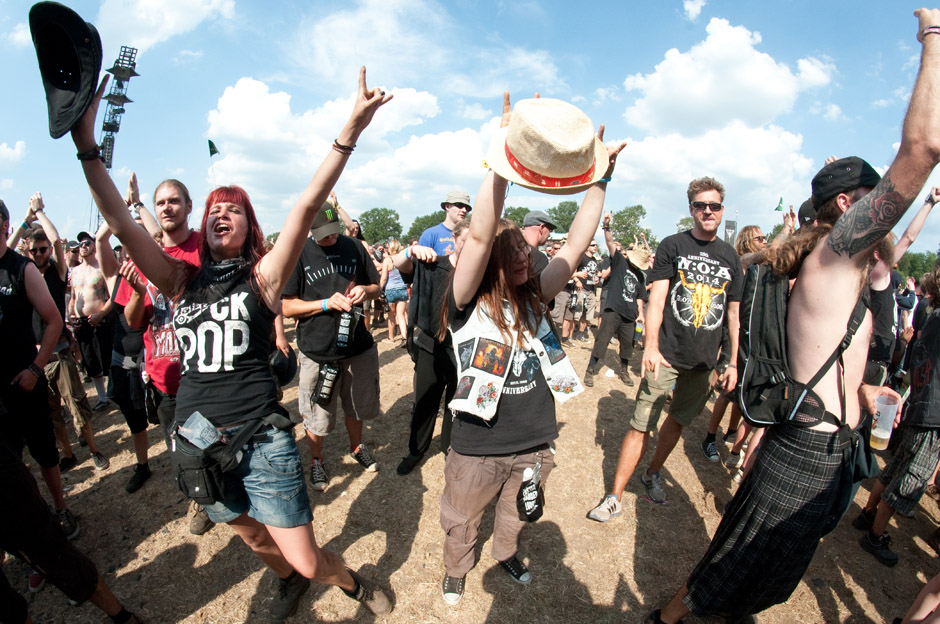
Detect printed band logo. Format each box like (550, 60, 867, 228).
(671, 256, 731, 330)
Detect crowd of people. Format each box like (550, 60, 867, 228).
(7, 6, 940, 624)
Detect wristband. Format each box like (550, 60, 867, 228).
(726, 364, 737, 369)
(927, 193, 938, 206)
(322, 299, 329, 312)
(405, 247, 412, 259)
(601, 226, 610, 231)
(598, 177, 612, 183)
(20, 221, 28, 231)
(28, 363, 43, 378)
(920, 25, 940, 42)
(76, 146, 103, 161)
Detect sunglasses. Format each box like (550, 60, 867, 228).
(28, 246, 50, 255)
(754, 235, 767, 242)
(79, 240, 94, 248)
(691, 201, 723, 212)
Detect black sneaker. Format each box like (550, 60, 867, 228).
(56, 508, 80, 540)
(270, 571, 309, 623)
(125, 463, 152, 493)
(498, 556, 532, 584)
(441, 574, 465, 606)
(618, 364, 634, 387)
(396, 454, 422, 476)
(860, 531, 899, 566)
(852, 508, 875, 531)
(59, 455, 78, 473)
(351, 444, 379, 472)
(309, 459, 328, 491)
(584, 366, 595, 388)
(701, 439, 720, 462)
(343, 568, 392, 615)
(91, 451, 110, 470)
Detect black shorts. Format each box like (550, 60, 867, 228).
(0, 383, 58, 469)
(74, 316, 114, 378)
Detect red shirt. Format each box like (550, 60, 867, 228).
(142, 231, 202, 395)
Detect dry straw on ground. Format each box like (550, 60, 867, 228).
(7, 323, 937, 623)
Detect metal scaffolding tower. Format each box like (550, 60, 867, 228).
(100, 46, 140, 170)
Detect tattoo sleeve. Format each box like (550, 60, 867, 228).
(827, 173, 915, 258)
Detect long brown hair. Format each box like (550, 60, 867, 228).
(439, 218, 548, 344)
(763, 223, 832, 278)
(735, 225, 764, 256)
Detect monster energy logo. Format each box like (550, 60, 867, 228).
(325, 208, 334, 220)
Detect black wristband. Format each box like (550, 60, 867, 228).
(28, 363, 43, 378)
(76, 146, 103, 162)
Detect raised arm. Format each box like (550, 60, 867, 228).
(894, 187, 939, 263)
(256, 67, 391, 310)
(540, 126, 626, 300)
(392, 244, 436, 275)
(70, 79, 181, 297)
(27, 194, 68, 281)
(601, 211, 616, 258)
(827, 10, 940, 262)
(126, 173, 161, 239)
(452, 169, 506, 309)
(95, 221, 119, 280)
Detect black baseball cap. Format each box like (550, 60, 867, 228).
(76, 230, 93, 242)
(797, 198, 816, 227)
(0, 200, 8, 223)
(811, 156, 881, 207)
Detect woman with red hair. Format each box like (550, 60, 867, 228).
(69, 67, 394, 620)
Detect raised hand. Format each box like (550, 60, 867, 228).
(597, 124, 627, 178)
(345, 66, 393, 138)
(71, 75, 110, 151)
(126, 172, 140, 206)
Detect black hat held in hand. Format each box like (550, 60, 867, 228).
(29, 1, 102, 139)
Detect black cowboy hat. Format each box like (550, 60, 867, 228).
(269, 346, 298, 387)
(29, 2, 102, 139)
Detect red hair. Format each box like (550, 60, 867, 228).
(201, 186, 266, 265)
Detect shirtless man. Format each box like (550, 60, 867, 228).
(69, 230, 112, 409)
(649, 9, 940, 623)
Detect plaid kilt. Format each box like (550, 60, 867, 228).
(878, 425, 940, 517)
(684, 424, 848, 618)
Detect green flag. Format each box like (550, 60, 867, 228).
(208, 139, 220, 157)
(775, 196, 783, 211)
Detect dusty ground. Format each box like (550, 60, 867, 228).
(7, 322, 939, 623)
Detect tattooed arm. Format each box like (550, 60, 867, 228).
(827, 9, 940, 260)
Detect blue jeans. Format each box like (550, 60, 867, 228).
(202, 426, 312, 528)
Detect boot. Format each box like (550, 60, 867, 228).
(584, 366, 595, 387)
(618, 363, 634, 387)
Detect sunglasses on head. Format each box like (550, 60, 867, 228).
(691, 201, 723, 212)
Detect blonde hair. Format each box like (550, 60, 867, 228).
(387, 239, 402, 255)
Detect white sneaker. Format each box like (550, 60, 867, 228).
(587, 494, 622, 522)
(725, 453, 743, 469)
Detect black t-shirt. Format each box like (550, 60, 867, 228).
(530, 244, 549, 276)
(0, 249, 37, 384)
(579, 254, 600, 288)
(906, 308, 940, 427)
(604, 253, 648, 320)
(282, 236, 380, 362)
(33, 261, 68, 344)
(868, 284, 897, 363)
(447, 293, 557, 456)
(173, 268, 285, 427)
(111, 277, 145, 358)
(402, 257, 453, 355)
(649, 231, 743, 370)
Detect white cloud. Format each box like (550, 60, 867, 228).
(172, 49, 205, 64)
(0, 141, 26, 164)
(95, 0, 235, 55)
(623, 18, 834, 135)
(810, 102, 845, 122)
(4, 23, 29, 48)
(0, 179, 12, 191)
(683, 0, 706, 21)
(592, 86, 620, 106)
(285, 0, 565, 97)
(459, 103, 490, 120)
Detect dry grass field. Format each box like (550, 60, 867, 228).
(7, 323, 939, 623)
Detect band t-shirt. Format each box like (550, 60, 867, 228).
(868, 284, 898, 363)
(579, 254, 599, 288)
(33, 260, 69, 345)
(604, 252, 648, 321)
(141, 231, 202, 395)
(419, 222, 455, 256)
(282, 235, 380, 362)
(905, 308, 940, 428)
(447, 293, 557, 456)
(0, 249, 37, 384)
(649, 231, 743, 371)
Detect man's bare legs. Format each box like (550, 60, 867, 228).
(610, 428, 651, 499)
(645, 415, 683, 477)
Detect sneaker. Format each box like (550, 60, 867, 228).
(396, 454, 422, 476)
(189, 502, 215, 535)
(587, 494, 622, 522)
(56, 508, 80, 540)
(701, 440, 719, 462)
(28, 569, 45, 593)
(125, 463, 152, 493)
(441, 574, 465, 606)
(351, 444, 379, 472)
(724, 453, 742, 469)
(91, 451, 110, 470)
(732, 468, 744, 484)
(618, 364, 635, 387)
(583, 366, 595, 388)
(59, 455, 78, 473)
(343, 568, 392, 615)
(723, 431, 736, 444)
(860, 531, 899, 566)
(92, 399, 110, 412)
(641, 471, 667, 504)
(310, 459, 329, 491)
(498, 556, 532, 584)
(577, 331, 591, 343)
(852, 508, 875, 531)
(270, 571, 309, 623)
(561, 336, 571, 346)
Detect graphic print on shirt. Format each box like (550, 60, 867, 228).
(503, 348, 541, 396)
(670, 252, 732, 330)
(622, 269, 639, 303)
(174, 292, 251, 374)
(147, 284, 179, 362)
(472, 338, 510, 376)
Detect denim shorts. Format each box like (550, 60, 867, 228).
(202, 425, 313, 528)
(385, 287, 409, 304)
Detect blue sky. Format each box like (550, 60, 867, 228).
(1, 0, 936, 252)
